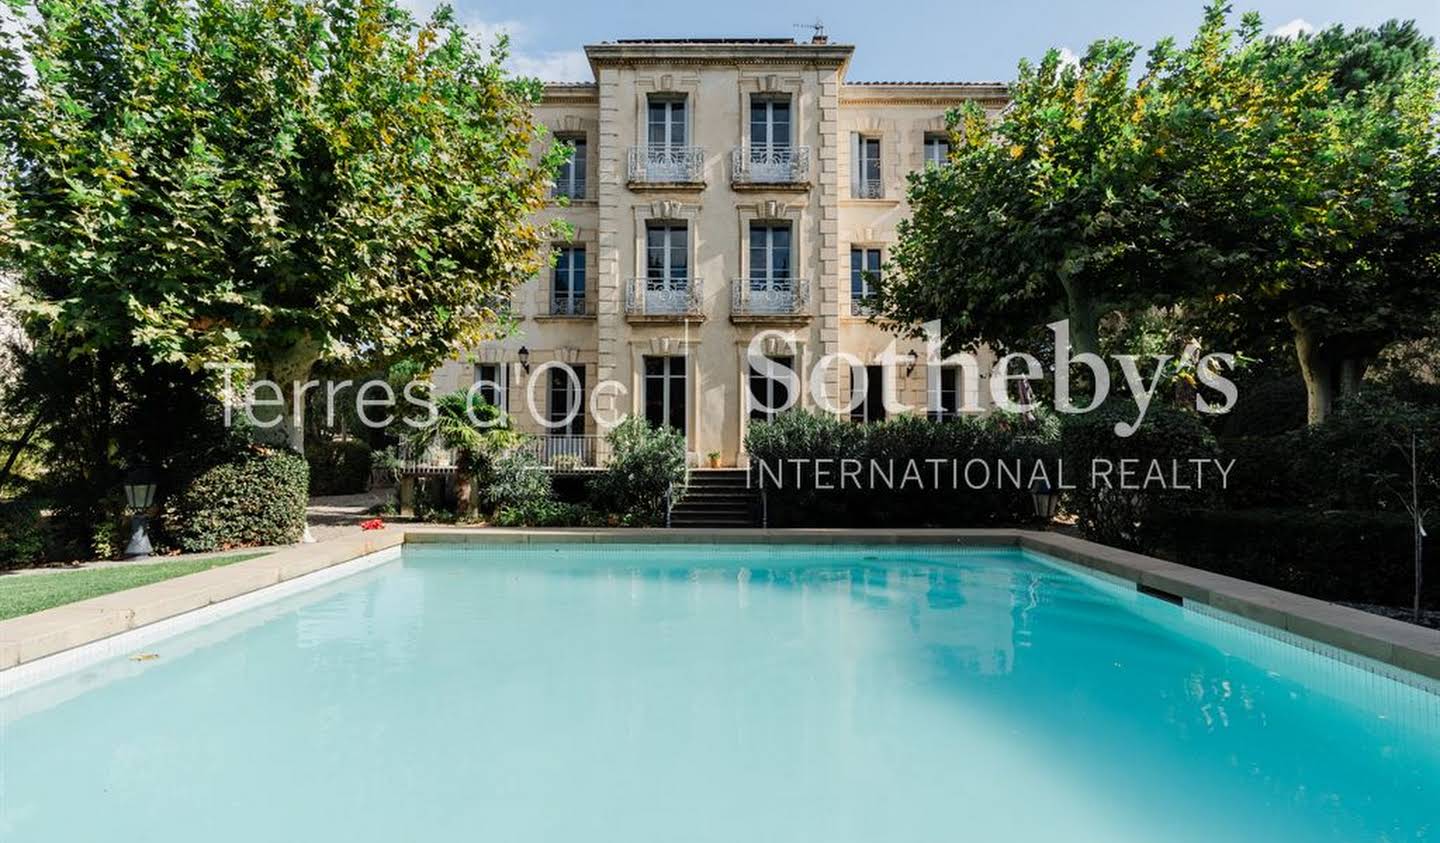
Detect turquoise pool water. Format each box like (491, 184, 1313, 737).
(2, 544, 1438, 842)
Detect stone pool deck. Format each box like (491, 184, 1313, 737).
(2, 527, 1438, 687)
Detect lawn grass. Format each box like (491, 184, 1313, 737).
(0, 553, 268, 621)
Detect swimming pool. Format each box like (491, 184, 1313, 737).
(2, 543, 1437, 842)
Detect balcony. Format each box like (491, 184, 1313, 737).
(854, 180, 884, 199)
(731, 278, 811, 322)
(731, 145, 811, 188)
(627, 146, 705, 187)
(550, 181, 587, 201)
(625, 277, 704, 320)
(520, 434, 611, 471)
(541, 293, 593, 318)
(850, 293, 879, 316)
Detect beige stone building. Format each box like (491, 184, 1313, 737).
(434, 37, 1008, 467)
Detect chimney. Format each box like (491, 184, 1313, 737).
(811, 33, 828, 44)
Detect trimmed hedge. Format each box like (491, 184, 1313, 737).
(306, 438, 373, 496)
(1061, 403, 1219, 550)
(745, 411, 1055, 528)
(0, 496, 54, 568)
(1144, 508, 1430, 607)
(161, 446, 309, 552)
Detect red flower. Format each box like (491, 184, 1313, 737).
(360, 518, 385, 531)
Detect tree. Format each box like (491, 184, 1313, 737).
(403, 390, 517, 519)
(882, 39, 1193, 356)
(1165, 14, 1440, 425)
(0, 0, 559, 452)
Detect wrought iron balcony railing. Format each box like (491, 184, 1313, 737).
(731, 278, 810, 318)
(551, 180, 587, 200)
(731, 145, 811, 185)
(854, 179, 884, 199)
(627, 146, 705, 184)
(850, 294, 879, 316)
(547, 293, 592, 317)
(625, 277, 704, 317)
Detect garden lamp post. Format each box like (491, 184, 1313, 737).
(1030, 480, 1061, 524)
(123, 467, 158, 559)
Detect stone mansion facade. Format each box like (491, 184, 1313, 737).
(432, 37, 1008, 467)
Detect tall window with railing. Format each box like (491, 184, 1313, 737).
(852, 135, 883, 198)
(850, 247, 882, 315)
(548, 365, 586, 436)
(923, 134, 950, 169)
(553, 136, 586, 199)
(552, 247, 586, 315)
(748, 355, 795, 422)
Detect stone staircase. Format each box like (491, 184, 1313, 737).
(669, 468, 760, 528)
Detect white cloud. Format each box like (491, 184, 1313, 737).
(1056, 46, 1080, 68)
(393, 1, 590, 82)
(1271, 18, 1316, 39)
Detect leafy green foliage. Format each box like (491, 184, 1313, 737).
(0, 0, 557, 412)
(160, 446, 309, 552)
(1060, 404, 1219, 549)
(479, 448, 552, 519)
(306, 438, 374, 496)
(745, 410, 1057, 528)
(0, 496, 54, 567)
(588, 416, 687, 526)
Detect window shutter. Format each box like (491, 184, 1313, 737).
(926, 363, 940, 417)
(850, 132, 861, 197)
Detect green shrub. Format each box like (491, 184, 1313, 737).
(306, 438, 374, 496)
(0, 496, 54, 567)
(1143, 508, 1431, 607)
(588, 416, 687, 525)
(745, 410, 1054, 528)
(1214, 375, 1308, 438)
(160, 446, 309, 552)
(494, 500, 604, 527)
(1061, 403, 1219, 550)
(479, 447, 552, 518)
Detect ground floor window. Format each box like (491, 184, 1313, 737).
(929, 366, 964, 421)
(643, 356, 687, 434)
(748, 355, 794, 422)
(474, 363, 507, 413)
(548, 365, 585, 436)
(850, 364, 886, 424)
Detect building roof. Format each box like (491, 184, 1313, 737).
(611, 38, 799, 45)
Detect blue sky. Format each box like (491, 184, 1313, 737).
(401, 0, 1440, 82)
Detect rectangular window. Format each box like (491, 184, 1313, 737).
(646, 223, 688, 286)
(850, 365, 886, 424)
(923, 134, 950, 168)
(749, 355, 795, 422)
(552, 246, 586, 315)
(643, 356, 687, 435)
(647, 96, 687, 148)
(930, 367, 963, 421)
(750, 97, 792, 151)
(748, 222, 792, 284)
(555, 137, 586, 198)
(850, 247, 882, 314)
(474, 363, 507, 414)
(854, 136, 882, 197)
(548, 365, 585, 436)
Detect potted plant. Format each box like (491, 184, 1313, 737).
(706, 451, 722, 468)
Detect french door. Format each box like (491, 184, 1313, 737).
(646, 96, 688, 180)
(645, 223, 689, 312)
(748, 223, 793, 313)
(749, 98, 792, 180)
(644, 356, 687, 435)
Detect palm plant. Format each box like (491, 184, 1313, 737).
(405, 391, 519, 519)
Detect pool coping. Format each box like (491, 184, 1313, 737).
(2, 527, 1437, 686)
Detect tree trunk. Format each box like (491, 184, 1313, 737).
(0, 411, 42, 490)
(1061, 276, 1100, 357)
(1290, 311, 1335, 426)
